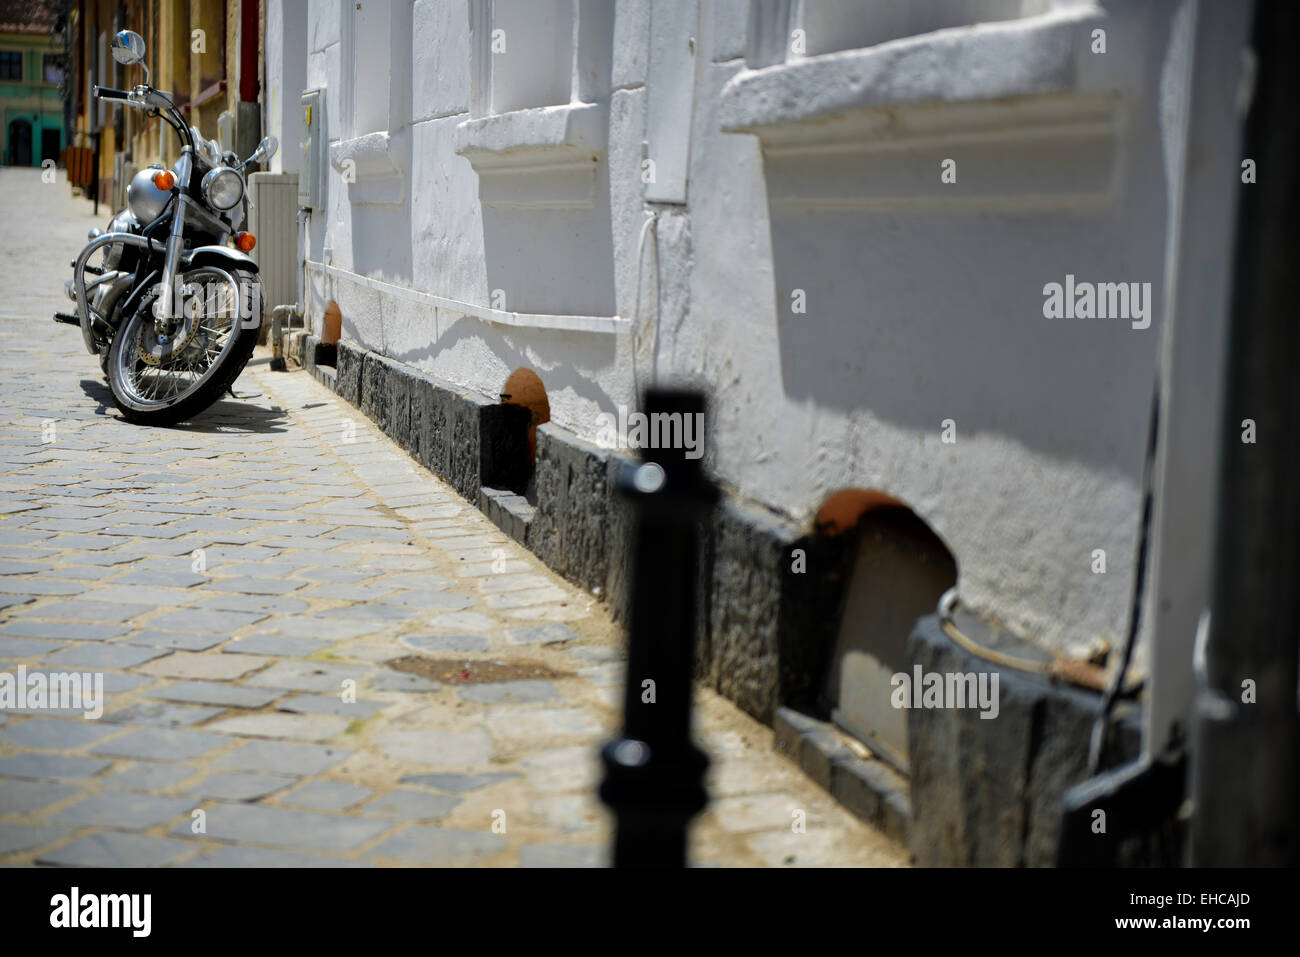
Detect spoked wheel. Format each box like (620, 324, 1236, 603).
(106, 266, 261, 426)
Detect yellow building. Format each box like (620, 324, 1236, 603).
(69, 0, 261, 205)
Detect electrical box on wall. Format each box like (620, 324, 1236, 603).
(644, 0, 699, 204)
(299, 89, 324, 210)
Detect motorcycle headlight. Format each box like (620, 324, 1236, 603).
(201, 166, 245, 211)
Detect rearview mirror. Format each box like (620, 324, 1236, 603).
(110, 30, 145, 66)
(253, 135, 279, 165)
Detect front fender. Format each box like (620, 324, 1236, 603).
(181, 246, 259, 273)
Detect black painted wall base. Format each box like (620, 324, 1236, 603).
(775, 706, 911, 842)
(906, 611, 1143, 866)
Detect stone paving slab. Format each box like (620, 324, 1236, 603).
(172, 803, 391, 851)
(98, 762, 200, 793)
(0, 636, 64, 658)
(89, 729, 230, 761)
(143, 680, 282, 709)
(279, 779, 374, 811)
(180, 846, 368, 867)
(102, 701, 224, 727)
(36, 831, 198, 867)
(208, 740, 353, 776)
(50, 791, 195, 830)
(189, 771, 299, 802)
(0, 719, 124, 752)
(136, 652, 268, 681)
(0, 753, 112, 781)
(206, 713, 350, 742)
(0, 823, 74, 856)
(0, 167, 907, 868)
(0, 778, 85, 815)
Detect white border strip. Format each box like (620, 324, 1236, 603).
(305, 260, 630, 334)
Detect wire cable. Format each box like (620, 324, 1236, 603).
(1086, 375, 1161, 774)
(630, 210, 659, 404)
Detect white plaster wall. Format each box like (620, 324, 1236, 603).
(274, 0, 1205, 660)
(263, 0, 308, 175)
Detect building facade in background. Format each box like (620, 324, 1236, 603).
(65, 0, 262, 205)
(0, 0, 66, 167)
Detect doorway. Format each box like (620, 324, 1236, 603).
(8, 119, 32, 166)
(41, 128, 60, 165)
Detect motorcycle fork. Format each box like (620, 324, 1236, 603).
(155, 148, 193, 329)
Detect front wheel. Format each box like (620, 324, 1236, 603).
(106, 267, 261, 426)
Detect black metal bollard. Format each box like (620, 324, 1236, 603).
(92, 130, 101, 216)
(599, 389, 717, 867)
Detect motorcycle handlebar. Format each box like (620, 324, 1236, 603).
(92, 85, 193, 157)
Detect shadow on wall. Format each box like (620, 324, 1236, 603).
(768, 206, 1162, 478)
(462, 1, 617, 317)
(479, 181, 618, 317)
(757, 0, 1185, 482)
(350, 200, 415, 287)
(384, 312, 620, 423)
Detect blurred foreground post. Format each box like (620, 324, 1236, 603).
(1190, 0, 1300, 866)
(599, 389, 717, 867)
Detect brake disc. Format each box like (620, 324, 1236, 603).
(134, 288, 201, 367)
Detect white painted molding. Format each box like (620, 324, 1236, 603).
(454, 102, 606, 208)
(328, 129, 409, 207)
(329, 130, 405, 178)
(721, 4, 1122, 211)
(756, 93, 1124, 212)
(721, 4, 1106, 133)
(454, 101, 606, 163)
(306, 260, 631, 335)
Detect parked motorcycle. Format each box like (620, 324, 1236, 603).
(56, 29, 277, 426)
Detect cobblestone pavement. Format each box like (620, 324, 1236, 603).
(0, 168, 907, 867)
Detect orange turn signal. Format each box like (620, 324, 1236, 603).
(152, 169, 175, 191)
(235, 232, 256, 253)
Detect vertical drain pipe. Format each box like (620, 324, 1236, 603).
(1189, 0, 1300, 866)
(270, 207, 309, 371)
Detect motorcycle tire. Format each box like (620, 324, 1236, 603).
(105, 267, 261, 427)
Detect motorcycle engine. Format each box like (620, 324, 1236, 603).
(101, 209, 138, 271)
